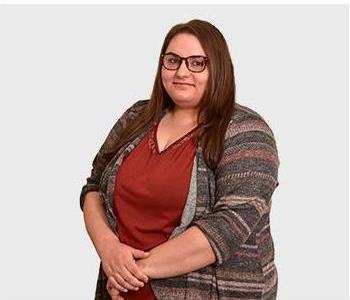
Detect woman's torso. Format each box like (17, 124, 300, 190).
(113, 114, 200, 299)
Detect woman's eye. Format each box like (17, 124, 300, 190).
(169, 57, 180, 64)
(191, 60, 204, 66)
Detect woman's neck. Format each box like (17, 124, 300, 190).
(167, 105, 199, 127)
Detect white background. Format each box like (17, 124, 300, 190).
(0, 4, 348, 299)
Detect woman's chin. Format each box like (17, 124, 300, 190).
(170, 92, 195, 101)
(172, 96, 195, 104)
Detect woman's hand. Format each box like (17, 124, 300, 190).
(107, 256, 151, 294)
(99, 235, 150, 292)
(106, 278, 124, 300)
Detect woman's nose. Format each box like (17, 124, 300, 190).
(176, 59, 191, 76)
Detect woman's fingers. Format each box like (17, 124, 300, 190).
(127, 261, 149, 283)
(107, 279, 125, 300)
(120, 265, 145, 288)
(114, 270, 142, 291)
(108, 276, 128, 293)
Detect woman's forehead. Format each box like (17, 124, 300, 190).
(166, 33, 206, 56)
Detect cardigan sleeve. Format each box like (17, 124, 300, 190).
(79, 99, 148, 212)
(191, 116, 280, 267)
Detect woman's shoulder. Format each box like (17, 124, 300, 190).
(119, 99, 150, 121)
(129, 99, 150, 112)
(231, 101, 277, 139)
(233, 101, 268, 122)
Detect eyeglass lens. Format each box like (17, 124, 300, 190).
(163, 54, 206, 72)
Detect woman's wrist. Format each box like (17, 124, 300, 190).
(97, 233, 120, 259)
(136, 257, 153, 279)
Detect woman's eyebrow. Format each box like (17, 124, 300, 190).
(165, 51, 180, 56)
(165, 51, 205, 57)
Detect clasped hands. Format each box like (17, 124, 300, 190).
(100, 236, 151, 300)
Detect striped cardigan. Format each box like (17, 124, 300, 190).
(80, 99, 280, 300)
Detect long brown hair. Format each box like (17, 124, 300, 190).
(118, 19, 236, 170)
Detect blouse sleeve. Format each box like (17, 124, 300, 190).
(79, 99, 147, 211)
(191, 115, 280, 267)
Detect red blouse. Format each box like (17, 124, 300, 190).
(113, 120, 199, 300)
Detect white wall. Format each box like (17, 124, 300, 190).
(0, 4, 348, 299)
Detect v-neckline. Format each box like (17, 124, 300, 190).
(154, 120, 199, 155)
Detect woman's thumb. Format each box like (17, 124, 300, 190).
(132, 249, 150, 258)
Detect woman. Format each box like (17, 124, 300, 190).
(80, 19, 280, 300)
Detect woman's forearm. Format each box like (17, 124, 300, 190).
(137, 226, 216, 279)
(83, 191, 119, 259)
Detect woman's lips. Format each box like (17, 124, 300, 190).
(173, 82, 195, 87)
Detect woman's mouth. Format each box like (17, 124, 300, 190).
(173, 82, 195, 87)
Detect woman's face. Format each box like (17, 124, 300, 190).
(161, 33, 209, 110)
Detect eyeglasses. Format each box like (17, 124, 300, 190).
(161, 52, 209, 73)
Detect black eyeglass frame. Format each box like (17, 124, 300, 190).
(161, 52, 209, 73)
